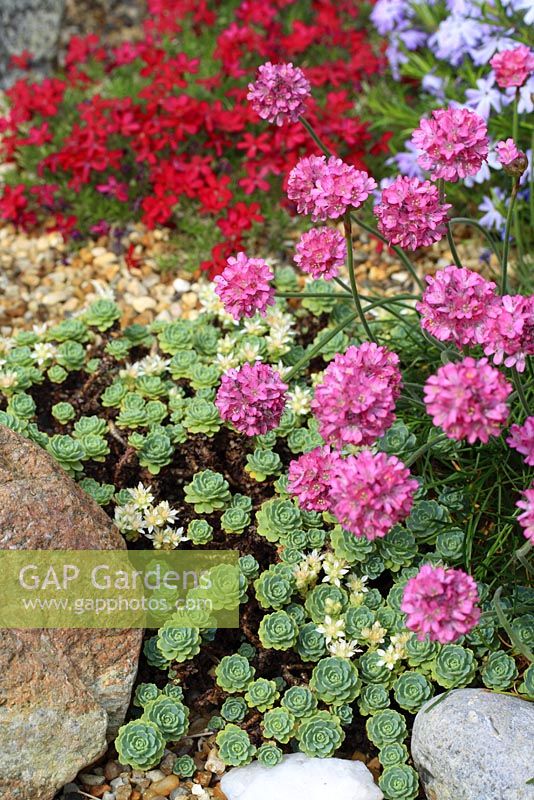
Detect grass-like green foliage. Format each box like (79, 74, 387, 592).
(0, 280, 532, 796)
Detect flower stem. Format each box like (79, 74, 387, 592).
(350, 213, 424, 291)
(449, 217, 502, 262)
(276, 291, 351, 299)
(404, 433, 450, 467)
(512, 88, 519, 143)
(500, 178, 519, 294)
(284, 312, 359, 381)
(344, 211, 376, 342)
(512, 370, 530, 416)
(299, 116, 333, 157)
(438, 179, 462, 268)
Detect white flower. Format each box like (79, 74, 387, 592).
(217, 334, 238, 355)
(114, 503, 145, 538)
(216, 352, 240, 371)
(265, 330, 292, 357)
(361, 621, 387, 647)
(151, 526, 187, 549)
(137, 354, 170, 375)
(0, 370, 19, 390)
(32, 342, 57, 366)
(128, 482, 155, 510)
(238, 341, 262, 363)
(322, 555, 349, 588)
(287, 385, 313, 415)
(143, 500, 179, 532)
(243, 317, 268, 335)
(376, 644, 401, 670)
(328, 638, 361, 658)
(390, 631, 412, 657)
(347, 573, 370, 596)
(317, 615, 346, 644)
(119, 362, 141, 380)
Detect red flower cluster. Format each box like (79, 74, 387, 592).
(0, 0, 383, 275)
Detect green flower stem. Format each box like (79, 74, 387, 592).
(449, 217, 502, 262)
(299, 116, 333, 157)
(284, 312, 359, 382)
(276, 291, 351, 299)
(512, 88, 519, 142)
(344, 211, 376, 343)
(500, 178, 519, 294)
(438, 179, 462, 269)
(350, 213, 424, 291)
(530, 130, 534, 228)
(333, 276, 353, 293)
(404, 433, 450, 467)
(512, 371, 531, 415)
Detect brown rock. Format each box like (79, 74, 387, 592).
(144, 775, 181, 798)
(0, 425, 143, 799)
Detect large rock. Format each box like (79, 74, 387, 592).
(0, 425, 143, 799)
(411, 688, 534, 800)
(220, 752, 383, 800)
(0, 0, 65, 87)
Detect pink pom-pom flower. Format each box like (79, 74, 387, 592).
(490, 45, 534, 88)
(374, 176, 451, 250)
(215, 362, 287, 436)
(401, 564, 481, 644)
(214, 252, 275, 320)
(294, 226, 346, 280)
(517, 485, 534, 544)
(411, 107, 489, 182)
(483, 294, 534, 373)
(507, 417, 534, 467)
(311, 342, 402, 448)
(417, 265, 498, 347)
(247, 61, 311, 125)
(287, 154, 377, 221)
(330, 450, 418, 540)
(424, 357, 512, 444)
(288, 446, 341, 512)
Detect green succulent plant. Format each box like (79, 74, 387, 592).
(156, 624, 201, 663)
(133, 683, 160, 708)
(257, 742, 283, 767)
(366, 709, 407, 748)
(305, 584, 348, 623)
(261, 707, 297, 744)
(169, 350, 197, 379)
(435, 528, 466, 563)
(255, 567, 295, 610)
(183, 398, 221, 435)
(78, 433, 110, 462)
(245, 678, 280, 711)
(297, 710, 344, 758)
(379, 764, 419, 800)
(138, 430, 174, 474)
(184, 469, 232, 513)
(216, 724, 256, 767)
(142, 695, 189, 740)
(158, 321, 194, 355)
(115, 720, 166, 771)
(143, 635, 172, 669)
(187, 519, 214, 545)
(78, 477, 115, 506)
(256, 498, 301, 543)
(173, 754, 196, 777)
(8, 392, 36, 420)
(281, 686, 318, 718)
(221, 696, 248, 723)
(73, 415, 108, 437)
(238, 554, 260, 580)
(358, 682, 391, 716)
(47, 434, 85, 476)
(393, 671, 433, 713)
(310, 657, 361, 705)
(259, 611, 299, 651)
(481, 651, 518, 690)
(518, 663, 534, 699)
(221, 506, 250, 535)
(215, 654, 255, 693)
(83, 299, 121, 331)
(116, 393, 147, 429)
(56, 340, 86, 371)
(431, 645, 476, 689)
(379, 742, 409, 767)
(405, 635, 439, 668)
(47, 364, 68, 383)
(162, 683, 184, 701)
(245, 448, 283, 481)
(295, 623, 327, 662)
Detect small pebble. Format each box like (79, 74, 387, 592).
(110, 777, 128, 789)
(102, 793, 115, 800)
(170, 790, 190, 800)
(105, 762, 124, 781)
(145, 770, 166, 783)
(81, 774, 106, 786)
(115, 786, 133, 800)
(144, 775, 181, 799)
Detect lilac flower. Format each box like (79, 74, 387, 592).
(506, 75, 534, 114)
(464, 75, 504, 119)
(387, 140, 425, 178)
(470, 30, 518, 65)
(422, 74, 446, 100)
(370, 0, 410, 34)
(464, 148, 502, 187)
(478, 190, 506, 231)
(430, 16, 486, 66)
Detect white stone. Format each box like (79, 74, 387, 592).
(173, 278, 191, 293)
(220, 753, 383, 800)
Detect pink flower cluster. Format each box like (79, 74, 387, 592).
(287, 155, 377, 221)
(215, 362, 287, 436)
(288, 446, 341, 511)
(490, 45, 534, 89)
(411, 107, 489, 182)
(374, 176, 451, 250)
(401, 564, 481, 644)
(247, 61, 311, 126)
(483, 294, 534, 372)
(214, 252, 274, 320)
(495, 138, 521, 166)
(294, 226, 346, 279)
(424, 357, 512, 444)
(417, 265, 498, 347)
(311, 342, 402, 448)
(517, 486, 534, 544)
(507, 417, 534, 466)
(330, 450, 418, 540)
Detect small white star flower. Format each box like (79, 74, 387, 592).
(361, 620, 387, 647)
(376, 644, 401, 670)
(128, 482, 155, 510)
(328, 638, 361, 658)
(317, 615, 346, 644)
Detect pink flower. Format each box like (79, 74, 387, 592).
(294, 226, 345, 280)
(374, 176, 451, 250)
(287, 155, 377, 221)
(411, 107, 489, 182)
(247, 61, 311, 125)
(288, 446, 340, 511)
(495, 138, 520, 166)
(214, 252, 274, 320)
(401, 564, 481, 644)
(311, 343, 402, 448)
(483, 294, 534, 372)
(417, 265, 498, 347)
(424, 357, 512, 444)
(215, 362, 287, 436)
(490, 45, 534, 88)
(330, 450, 417, 540)
(517, 485, 534, 544)
(507, 417, 534, 466)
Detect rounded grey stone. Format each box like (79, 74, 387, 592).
(411, 688, 534, 800)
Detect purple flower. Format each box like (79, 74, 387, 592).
(464, 75, 504, 119)
(247, 62, 311, 126)
(370, 0, 410, 35)
(294, 227, 346, 280)
(214, 252, 274, 320)
(507, 417, 534, 466)
(478, 191, 506, 230)
(216, 363, 287, 436)
(287, 155, 376, 221)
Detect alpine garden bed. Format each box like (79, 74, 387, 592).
(0, 3, 533, 800)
